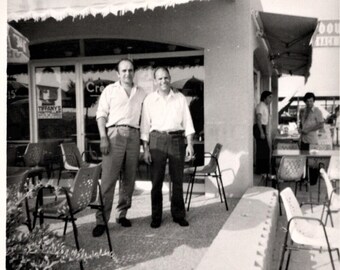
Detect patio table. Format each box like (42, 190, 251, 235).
(271, 149, 340, 202)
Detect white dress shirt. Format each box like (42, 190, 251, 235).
(256, 101, 270, 125)
(96, 81, 146, 128)
(141, 89, 195, 142)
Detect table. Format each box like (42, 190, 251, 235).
(272, 149, 340, 202)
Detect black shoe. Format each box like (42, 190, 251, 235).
(150, 220, 161, 228)
(117, 217, 132, 227)
(173, 218, 189, 227)
(92, 225, 106, 237)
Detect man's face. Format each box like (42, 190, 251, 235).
(265, 95, 273, 105)
(117, 60, 134, 84)
(154, 68, 171, 92)
(305, 97, 314, 109)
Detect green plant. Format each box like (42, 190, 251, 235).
(6, 185, 113, 269)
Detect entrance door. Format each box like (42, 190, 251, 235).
(34, 65, 77, 144)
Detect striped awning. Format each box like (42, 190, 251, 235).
(8, 0, 204, 22)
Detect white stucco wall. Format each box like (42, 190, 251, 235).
(14, 0, 268, 197)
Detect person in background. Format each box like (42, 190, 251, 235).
(299, 92, 324, 185)
(92, 58, 146, 237)
(254, 91, 272, 176)
(141, 67, 195, 229)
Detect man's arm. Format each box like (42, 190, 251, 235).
(186, 134, 194, 160)
(97, 117, 110, 155)
(256, 113, 265, 139)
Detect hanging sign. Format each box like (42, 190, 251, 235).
(7, 24, 30, 63)
(312, 20, 339, 47)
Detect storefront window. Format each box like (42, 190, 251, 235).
(7, 65, 29, 141)
(35, 66, 76, 140)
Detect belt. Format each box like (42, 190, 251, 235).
(109, 124, 139, 130)
(152, 130, 184, 135)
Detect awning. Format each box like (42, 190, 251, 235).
(7, 24, 30, 63)
(8, 0, 203, 22)
(256, 11, 318, 79)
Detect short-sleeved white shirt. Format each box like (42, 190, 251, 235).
(255, 101, 270, 125)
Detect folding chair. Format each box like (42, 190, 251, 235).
(279, 187, 340, 270)
(58, 142, 98, 185)
(33, 164, 112, 270)
(274, 156, 306, 215)
(184, 143, 228, 211)
(320, 168, 340, 227)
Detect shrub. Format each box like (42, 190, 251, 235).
(6, 185, 113, 269)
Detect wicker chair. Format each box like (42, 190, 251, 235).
(274, 156, 306, 215)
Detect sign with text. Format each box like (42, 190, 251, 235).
(312, 20, 339, 47)
(7, 24, 30, 63)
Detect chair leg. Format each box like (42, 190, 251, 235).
(218, 174, 228, 211)
(279, 227, 290, 270)
(63, 220, 68, 235)
(214, 175, 223, 203)
(69, 214, 84, 270)
(98, 184, 113, 253)
(277, 182, 282, 216)
(285, 240, 294, 270)
(187, 172, 196, 211)
(321, 203, 326, 222)
(185, 173, 193, 203)
(24, 197, 32, 232)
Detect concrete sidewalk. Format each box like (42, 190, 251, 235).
(42, 186, 239, 270)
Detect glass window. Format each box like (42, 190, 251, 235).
(35, 66, 76, 140)
(7, 65, 29, 141)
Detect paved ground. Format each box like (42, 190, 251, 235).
(31, 173, 340, 270)
(39, 183, 239, 270)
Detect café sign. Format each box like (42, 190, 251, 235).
(7, 24, 30, 63)
(312, 20, 339, 47)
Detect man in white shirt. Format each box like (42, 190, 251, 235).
(93, 58, 146, 237)
(141, 67, 195, 228)
(254, 91, 272, 175)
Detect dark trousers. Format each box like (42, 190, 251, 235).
(300, 141, 319, 185)
(149, 132, 186, 221)
(254, 125, 270, 174)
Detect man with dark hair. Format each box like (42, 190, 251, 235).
(141, 66, 195, 229)
(254, 90, 272, 175)
(299, 92, 324, 150)
(92, 58, 146, 237)
(299, 92, 324, 185)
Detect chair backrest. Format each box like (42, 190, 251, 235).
(320, 168, 340, 208)
(205, 143, 223, 171)
(310, 144, 333, 150)
(65, 164, 102, 213)
(23, 143, 44, 167)
(280, 187, 310, 235)
(277, 156, 306, 181)
(276, 142, 299, 150)
(61, 142, 85, 170)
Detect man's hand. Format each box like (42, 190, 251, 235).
(260, 131, 265, 140)
(100, 136, 110, 155)
(143, 149, 152, 165)
(186, 144, 194, 161)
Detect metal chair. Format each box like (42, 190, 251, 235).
(320, 168, 340, 227)
(279, 187, 340, 270)
(33, 164, 112, 270)
(274, 156, 306, 215)
(184, 143, 228, 211)
(309, 144, 332, 203)
(58, 142, 98, 185)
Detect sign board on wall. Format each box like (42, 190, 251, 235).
(7, 24, 30, 63)
(312, 20, 339, 47)
(37, 67, 63, 119)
